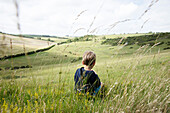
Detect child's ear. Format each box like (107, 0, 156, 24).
(93, 61, 95, 66)
(82, 61, 84, 65)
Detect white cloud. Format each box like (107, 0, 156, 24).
(114, 2, 138, 19)
(0, 0, 170, 36)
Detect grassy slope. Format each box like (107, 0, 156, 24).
(103, 33, 152, 39)
(0, 33, 169, 112)
(40, 37, 67, 43)
(0, 33, 54, 57)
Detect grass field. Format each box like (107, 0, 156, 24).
(0, 33, 54, 57)
(0, 33, 169, 112)
(40, 37, 67, 43)
(103, 33, 153, 39)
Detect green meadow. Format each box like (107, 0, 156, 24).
(0, 33, 169, 112)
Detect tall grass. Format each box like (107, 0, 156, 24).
(0, 39, 169, 112)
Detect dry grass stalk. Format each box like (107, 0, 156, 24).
(13, 0, 21, 32)
(73, 10, 87, 25)
(73, 28, 86, 36)
(138, 0, 159, 19)
(140, 18, 150, 30)
(106, 19, 132, 33)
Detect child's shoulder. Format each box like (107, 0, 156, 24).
(75, 67, 98, 76)
(75, 67, 84, 75)
(86, 69, 98, 77)
(76, 67, 84, 72)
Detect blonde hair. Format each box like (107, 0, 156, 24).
(82, 51, 96, 66)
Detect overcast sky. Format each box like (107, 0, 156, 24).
(0, 0, 170, 36)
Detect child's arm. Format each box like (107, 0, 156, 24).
(93, 85, 101, 96)
(74, 69, 79, 85)
(93, 74, 101, 95)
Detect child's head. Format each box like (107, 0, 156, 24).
(82, 51, 96, 68)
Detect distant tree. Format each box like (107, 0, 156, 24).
(85, 38, 89, 41)
(73, 37, 79, 41)
(148, 31, 152, 34)
(37, 37, 41, 40)
(102, 36, 106, 40)
(66, 39, 72, 43)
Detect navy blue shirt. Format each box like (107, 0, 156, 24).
(74, 67, 101, 94)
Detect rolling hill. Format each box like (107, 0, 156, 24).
(0, 33, 54, 57)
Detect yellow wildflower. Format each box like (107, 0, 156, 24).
(27, 90, 31, 95)
(13, 106, 18, 112)
(38, 86, 41, 93)
(79, 92, 81, 96)
(35, 92, 38, 99)
(27, 100, 31, 112)
(35, 109, 38, 113)
(35, 101, 38, 108)
(2, 99, 8, 113)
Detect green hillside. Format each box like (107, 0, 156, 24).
(0, 32, 169, 112)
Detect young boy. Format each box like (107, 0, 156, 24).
(74, 51, 101, 96)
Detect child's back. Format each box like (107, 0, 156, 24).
(74, 51, 101, 95)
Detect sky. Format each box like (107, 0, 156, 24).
(0, 0, 170, 37)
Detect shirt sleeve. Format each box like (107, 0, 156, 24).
(93, 85, 101, 96)
(95, 74, 101, 87)
(88, 73, 101, 91)
(74, 69, 79, 86)
(74, 67, 84, 90)
(93, 74, 101, 95)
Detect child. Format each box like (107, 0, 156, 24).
(74, 51, 101, 96)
